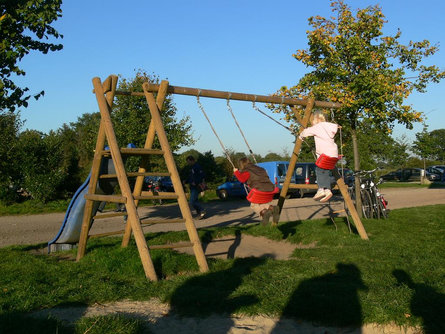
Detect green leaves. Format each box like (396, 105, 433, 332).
(0, 0, 63, 112)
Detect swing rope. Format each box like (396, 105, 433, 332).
(226, 96, 257, 164)
(252, 99, 295, 134)
(196, 94, 235, 168)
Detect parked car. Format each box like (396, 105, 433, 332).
(216, 176, 247, 200)
(144, 176, 174, 192)
(427, 166, 445, 181)
(381, 170, 401, 181)
(393, 168, 439, 182)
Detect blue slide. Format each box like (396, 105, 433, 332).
(48, 144, 135, 253)
(47, 173, 102, 253)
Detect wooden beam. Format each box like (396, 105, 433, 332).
(116, 84, 342, 109)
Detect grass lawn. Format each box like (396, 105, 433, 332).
(0, 205, 444, 333)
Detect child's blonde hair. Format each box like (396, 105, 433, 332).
(311, 110, 327, 124)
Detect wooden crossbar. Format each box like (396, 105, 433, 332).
(84, 194, 126, 203)
(149, 242, 193, 250)
(99, 172, 170, 179)
(118, 84, 342, 109)
(101, 148, 164, 156)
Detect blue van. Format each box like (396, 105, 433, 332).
(256, 161, 296, 190)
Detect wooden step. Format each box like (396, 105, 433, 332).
(135, 191, 179, 200)
(85, 194, 126, 203)
(288, 183, 339, 190)
(93, 211, 127, 219)
(141, 218, 185, 225)
(99, 172, 170, 179)
(101, 148, 164, 156)
(88, 229, 125, 239)
(149, 241, 194, 250)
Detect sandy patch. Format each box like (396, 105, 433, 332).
(32, 299, 421, 334)
(179, 234, 297, 260)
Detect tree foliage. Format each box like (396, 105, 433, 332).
(413, 127, 445, 163)
(278, 0, 444, 134)
(0, 0, 63, 112)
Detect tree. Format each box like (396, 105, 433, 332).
(0, 0, 63, 112)
(0, 111, 23, 201)
(112, 71, 194, 151)
(413, 127, 445, 163)
(277, 0, 444, 211)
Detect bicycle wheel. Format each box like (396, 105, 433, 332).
(378, 196, 389, 219)
(360, 189, 373, 219)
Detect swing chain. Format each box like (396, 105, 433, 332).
(196, 95, 235, 168)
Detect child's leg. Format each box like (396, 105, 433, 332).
(315, 167, 333, 202)
(316, 167, 331, 189)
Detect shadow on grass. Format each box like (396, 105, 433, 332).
(168, 257, 266, 332)
(393, 269, 445, 334)
(0, 312, 73, 334)
(272, 263, 367, 331)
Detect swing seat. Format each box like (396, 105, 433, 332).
(247, 187, 279, 204)
(315, 154, 339, 170)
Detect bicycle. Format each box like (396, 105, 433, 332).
(346, 169, 389, 219)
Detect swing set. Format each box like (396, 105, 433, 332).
(78, 75, 368, 281)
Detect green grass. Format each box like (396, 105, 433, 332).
(1, 205, 444, 333)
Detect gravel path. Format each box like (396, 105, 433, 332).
(1, 187, 444, 249)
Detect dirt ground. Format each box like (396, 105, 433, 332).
(3, 187, 444, 333)
(1, 187, 444, 249)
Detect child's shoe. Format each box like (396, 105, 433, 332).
(260, 208, 272, 226)
(313, 188, 325, 201)
(320, 189, 333, 202)
(271, 205, 280, 224)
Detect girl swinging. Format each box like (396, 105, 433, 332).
(299, 110, 340, 202)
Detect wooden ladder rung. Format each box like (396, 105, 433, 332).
(101, 148, 164, 156)
(85, 194, 126, 203)
(288, 183, 339, 190)
(332, 209, 346, 214)
(149, 241, 194, 250)
(136, 191, 179, 200)
(141, 218, 186, 225)
(99, 172, 171, 179)
(93, 211, 128, 219)
(89, 229, 125, 239)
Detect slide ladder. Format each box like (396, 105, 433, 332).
(76, 75, 208, 281)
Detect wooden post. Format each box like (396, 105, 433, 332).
(121, 80, 169, 247)
(332, 168, 369, 240)
(77, 75, 118, 261)
(91, 77, 158, 281)
(276, 99, 314, 220)
(143, 82, 209, 273)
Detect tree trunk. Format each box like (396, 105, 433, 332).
(351, 129, 362, 218)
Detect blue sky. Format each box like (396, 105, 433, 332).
(16, 0, 445, 157)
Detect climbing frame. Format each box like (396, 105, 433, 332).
(76, 75, 208, 280)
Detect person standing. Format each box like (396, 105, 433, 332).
(184, 156, 206, 219)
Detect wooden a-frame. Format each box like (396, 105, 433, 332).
(76, 75, 208, 280)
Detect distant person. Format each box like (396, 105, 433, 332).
(233, 157, 279, 225)
(183, 156, 206, 219)
(300, 110, 339, 202)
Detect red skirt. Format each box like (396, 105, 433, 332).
(247, 187, 279, 204)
